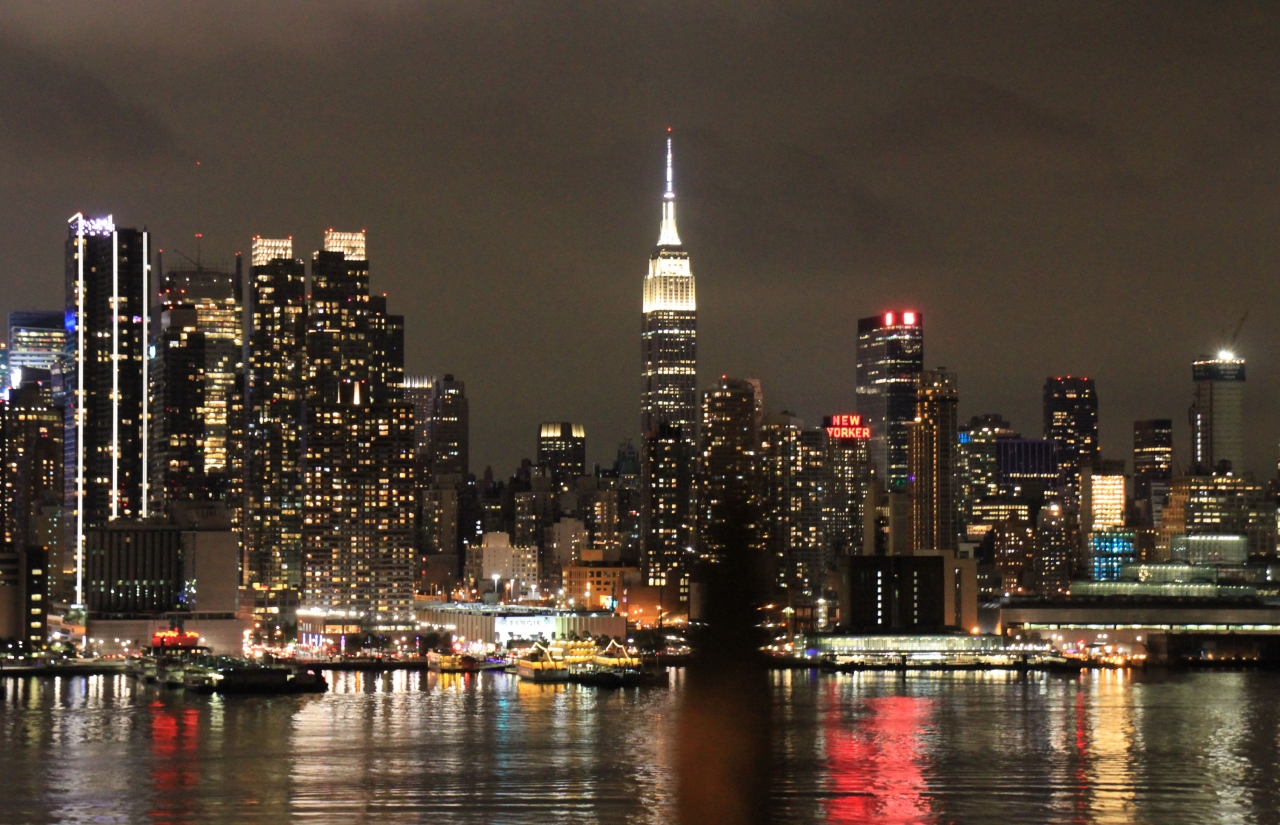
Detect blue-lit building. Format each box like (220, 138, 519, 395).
(1087, 529, 1137, 581)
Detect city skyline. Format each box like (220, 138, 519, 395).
(3, 4, 1280, 478)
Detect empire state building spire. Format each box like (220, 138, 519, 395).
(657, 134, 681, 247)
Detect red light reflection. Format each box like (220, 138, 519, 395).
(825, 690, 934, 824)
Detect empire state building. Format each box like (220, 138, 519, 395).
(641, 135, 697, 437)
(641, 133, 697, 587)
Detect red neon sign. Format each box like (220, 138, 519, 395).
(903, 311, 916, 325)
(824, 414, 871, 440)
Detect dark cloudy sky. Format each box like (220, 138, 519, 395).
(2, 2, 1278, 476)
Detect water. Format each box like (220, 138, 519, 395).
(2, 668, 1278, 824)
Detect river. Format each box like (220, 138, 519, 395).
(2, 668, 1278, 824)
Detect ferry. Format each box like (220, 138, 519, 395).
(427, 651, 482, 673)
(515, 643, 570, 682)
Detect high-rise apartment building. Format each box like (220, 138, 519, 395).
(150, 259, 244, 515)
(823, 414, 872, 556)
(641, 423, 693, 588)
(3, 373, 63, 555)
(698, 377, 762, 562)
(302, 385, 416, 620)
(60, 214, 150, 607)
(855, 311, 923, 491)
(244, 237, 307, 603)
(537, 422, 586, 491)
(1033, 501, 1072, 594)
(1190, 353, 1245, 474)
(761, 414, 829, 600)
(1043, 376, 1098, 498)
(908, 369, 958, 554)
(300, 231, 416, 621)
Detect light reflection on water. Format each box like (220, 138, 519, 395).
(2, 668, 1278, 824)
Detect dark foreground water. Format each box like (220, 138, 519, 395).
(2, 668, 1279, 824)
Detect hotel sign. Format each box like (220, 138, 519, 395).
(823, 414, 871, 441)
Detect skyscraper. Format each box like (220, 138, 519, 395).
(761, 414, 829, 600)
(244, 237, 307, 606)
(641, 423, 694, 588)
(1190, 353, 1245, 474)
(307, 230, 372, 403)
(957, 414, 1017, 526)
(419, 374, 469, 479)
(855, 311, 923, 491)
(60, 214, 150, 607)
(640, 134, 697, 441)
(302, 385, 416, 620)
(1133, 418, 1173, 526)
(698, 377, 762, 563)
(537, 422, 586, 491)
(1043, 376, 1099, 498)
(640, 134, 697, 587)
(150, 258, 244, 514)
(300, 231, 416, 620)
(908, 369, 958, 554)
(823, 414, 872, 556)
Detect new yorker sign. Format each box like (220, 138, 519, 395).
(823, 414, 871, 440)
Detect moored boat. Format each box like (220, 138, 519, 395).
(515, 643, 569, 682)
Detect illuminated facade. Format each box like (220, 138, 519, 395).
(7, 311, 66, 382)
(1190, 354, 1245, 474)
(302, 386, 416, 620)
(908, 369, 958, 554)
(59, 215, 150, 607)
(245, 238, 307, 598)
(855, 311, 923, 491)
(1086, 530, 1137, 581)
(1043, 376, 1098, 499)
(537, 422, 586, 490)
(150, 259, 244, 516)
(1081, 465, 1126, 532)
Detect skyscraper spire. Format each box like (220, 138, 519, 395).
(657, 130, 682, 247)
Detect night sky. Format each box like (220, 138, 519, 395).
(2, 2, 1278, 477)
